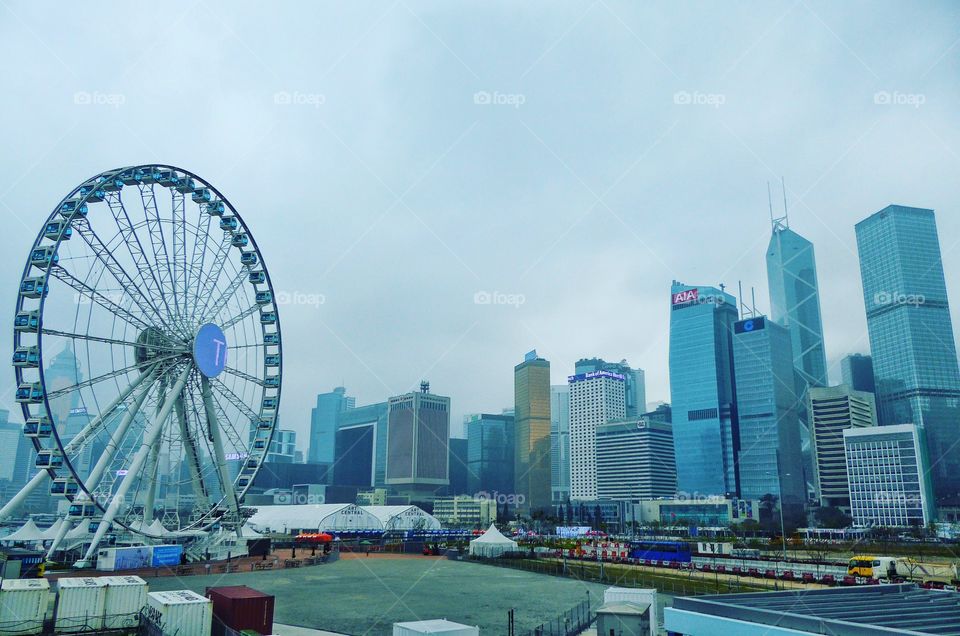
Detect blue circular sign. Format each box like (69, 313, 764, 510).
(743, 319, 755, 332)
(193, 323, 228, 378)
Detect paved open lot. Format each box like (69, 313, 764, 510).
(145, 554, 671, 635)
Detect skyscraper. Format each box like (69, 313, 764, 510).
(386, 384, 450, 499)
(732, 316, 806, 507)
(766, 221, 828, 388)
(568, 370, 626, 500)
(574, 358, 646, 416)
(514, 354, 552, 514)
(856, 205, 960, 502)
(808, 385, 876, 508)
(596, 417, 676, 501)
(335, 401, 388, 488)
(309, 387, 356, 464)
(465, 413, 515, 497)
(668, 282, 739, 496)
(550, 385, 570, 504)
(841, 354, 875, 394)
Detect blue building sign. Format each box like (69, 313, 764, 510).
(150, 544, 183, 567)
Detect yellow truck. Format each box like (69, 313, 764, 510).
(848, 555, 958, 584)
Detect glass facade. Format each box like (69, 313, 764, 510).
(668, 282, 739, 496)
(465, 413, 515, 497)
(856, 205, 960, 502)
(309, 387, 356, 464)
(336, 401, 388, 487)
(514, 356, 552, 513)
(549, 386, 570, 503)
(841, 354, 876, 394)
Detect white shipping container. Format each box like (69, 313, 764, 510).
(393, 619, 480, 636)
(603, 587, 658, 636)
(146, 590, 212, 636)
(0, 578, 50, 636)
(100, 575, 148, 630)
(56, 577, 107, 633)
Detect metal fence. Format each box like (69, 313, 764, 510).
(517, 599, 593, 636)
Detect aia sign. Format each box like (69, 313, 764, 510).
(672, 288, 699, 305)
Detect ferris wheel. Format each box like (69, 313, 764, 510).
(0, 165, 282, 567)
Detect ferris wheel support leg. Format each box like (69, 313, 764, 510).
(142, 444, 160, 525)
(45, 518, 73, 561)
(202, 378, 242, 536)
(176, 393, 210, 512)
(0, 370, 154, 524)
(75, 366, 191, 569)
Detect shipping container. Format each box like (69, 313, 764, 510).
(392, 619, 480, 636)
(206, 585, 274, 636)
(96, 545, 153, 571)
(603, 587, 658, 636)
(0, 578, 49, 635)
(55, 576, 107, 633)
(146, 590, 213, 636)
(101, 575, 149, 630)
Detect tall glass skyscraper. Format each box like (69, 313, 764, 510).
(309, 387, 356, 464)
(514, 354, 552, 514)
(465, 413, 515, 497)
(732, 316, 806, 506)
(856, 205, 960, 502)
(550, 385, 570, 503)
(766, 223, 828, 388)
(668, 282, 739, 496)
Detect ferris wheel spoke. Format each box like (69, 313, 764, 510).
(44, 353, 183, 401)
(41, 328, 188, 354)
(71, 216, 172, 331)
(220, 366, 265, 387)
(170, 189, 189, 326)
(139, 184, 181, 331)
(175, 391, 211, 512)
(201, 377, 242, 529)
(76, 365, 191, 568)
(47, 265, 154, 332)
(219, 304, 260, 331)
(200, 266, 248, 325)
(193, 234, 233, 321)
(105, 190, 177, 331)
(210, 378, 260, 424)
(185, 211, 212, 325)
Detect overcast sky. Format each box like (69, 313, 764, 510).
(1, 1, 958, 446)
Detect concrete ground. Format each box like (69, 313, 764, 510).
(144, 554, 672, 635)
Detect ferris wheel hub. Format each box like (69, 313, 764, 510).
(193, 322, 228, 379)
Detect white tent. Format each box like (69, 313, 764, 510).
(40, 518, 64, 541)
(1, 519, 45, 543)
(469, 523, 518, 558)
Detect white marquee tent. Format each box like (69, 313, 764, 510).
(1, 519, 45, 544)
(469, 523, 518, 558)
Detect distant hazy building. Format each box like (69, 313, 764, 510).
(334, 401, 389, 488)
(447, 438, 469, 495)
(432, 495, 497, 528)
(550, 385, 571, 503)
(574, 358, 646, 417)
(309, 387, 356, 464)
(386, 384, 450, 498)
(465, 413, 514, 498)
(643, 403, 672, 425)
(267, 429, 298, 463)
(514, 353, 552, 514)
(732, 316, 806, 507)
(596, 418, 676, 501)
(569, 370, 626, 500)
(668, 282, 739, 497)
(809, 385, 876, 508)
(856, 205, 960, 503)
(845, 424, 935, 527)
(0, 410, 19, 484)
(841, 354, 875, 394)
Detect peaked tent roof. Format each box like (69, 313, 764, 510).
(40, 518, 65, 540)
(2, 519, 45, 542)
(471, 523, 516, 545)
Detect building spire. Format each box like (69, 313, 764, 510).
(770, 178, 789, 232)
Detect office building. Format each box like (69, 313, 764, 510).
(0, 410, 19, 484)
(550, 385, 570, 503)
(856, 205, 960, 502)
(309, 387, 355, 464)
(432, 495, 497, 528)
(844, 424, 935, 527)
(809, 385, 876, 508)
(732, 316, 806, 507)
(514, 353, 552, 514)
(447, 438, 469, 495)
(637, 497, 760, 527)
(841, 354, 875, 394)
(668, 282, 739, 497)
(643, 403, 672, 425)
(766, 220, 828, 388)
(386, 383, 450, 498)
(569, 370, 626, 500)
(334, 401, 388, 488)
(465, 413, 514, 498)
(596, 418, 676, 501)
(266, 429, 297, 463)
(574, 358, 646, 417)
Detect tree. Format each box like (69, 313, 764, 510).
(813, 506, 852, 530)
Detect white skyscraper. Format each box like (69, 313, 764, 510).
(568, 370, 626, 500)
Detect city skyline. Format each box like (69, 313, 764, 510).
(0, 4, 958, 449)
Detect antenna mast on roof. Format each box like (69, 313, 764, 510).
(738, 281, 756, 320)
(770, 178, 789, 232)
